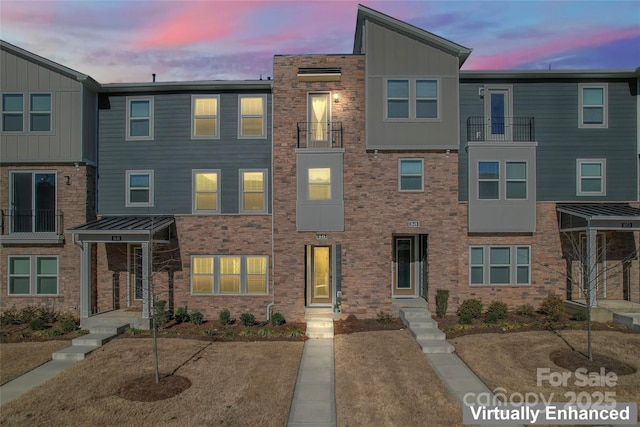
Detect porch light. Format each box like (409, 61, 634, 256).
(64, 176, 70, 185)
(333, 92, 339, 103)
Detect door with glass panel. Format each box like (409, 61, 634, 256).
(484, 87, 512, 141)
(10, 172, 56, 233)
(308, 93, 330, 147)
(129, 245, 143, 306)
(308, 246, 332, 304)
(394, 236, 416, 296)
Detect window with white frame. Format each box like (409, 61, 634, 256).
(8, 256, 59, 295)
(239, 95, 266, 138)
(308, 168, 331, 200)
(386, 78, 439, 120)
(191, 255, 268, 295)
(469, 246, 530, 285)
(577, 159, 606, 196)
(192, 95, 219, 138)
(478, 161, 500, 199)
(126, 170, 154, 207)
(2, 93, 24, 132)
(126, 97, 153, 140)
(579, 84, 607, 128)
(240, 169, 266, 213)
(192, 170, 219, 213)
(506, 161, 527, 199)
(30, 93, 51, 132)
(399, 159, 423, 191)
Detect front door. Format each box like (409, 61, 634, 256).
(394, 236, 416, 296)
(484, 86, 512, 141)
(130, 245, 143, 306)
(308, 93, 330, 147)
(10, 172, 56, 232)
(308, 246, 332, 304)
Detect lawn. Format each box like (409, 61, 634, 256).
(0, 341, 71, 385)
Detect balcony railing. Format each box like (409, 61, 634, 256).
(1, 210, 64, 235)
(297, 122, 343, 148)
(467, 116, 535, 142)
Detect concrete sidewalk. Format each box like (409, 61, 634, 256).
(288, 338, 336, 427)
(0, 359, 77, 406)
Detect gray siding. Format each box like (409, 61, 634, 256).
(98, 91, 272, 215)
(0, 49, 89, 163)
(459, 79, 638, 202)
(365, 21, 460, 150)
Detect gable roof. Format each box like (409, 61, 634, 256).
(1, 40, 101, 91)
(353, 4, 472, 67)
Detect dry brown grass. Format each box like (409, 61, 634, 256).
(452, 330, 640, 420)
(0, 338, 303, 426)
(335, 330, 463, 427)
(0, 341, 71, 385)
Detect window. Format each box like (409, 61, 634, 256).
(240, 170, 267, 213)
(10, 171, 56, 233)
(2, 94, 23, 132)
(577, 159, 605, 196)
(126, 170, 154, 207)
(399, 159, 423, 191)
(239, 95, 266, 138)
(191, 255, 268, 295)
(30, 93, 51, 132)
(506, 162, 527, 199)
(386, 78, 439, 120)
(308, 168, 331, 200)
(469, 246, 530, 285)
(126, 97, 153, 140)
(478, 161, 499, 199)
(8, 256, 58, 295)
(579, 84, 607, 128)
(192, 170, 219, 213)
(192, 95, 219, 138)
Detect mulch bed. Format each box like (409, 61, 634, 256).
(118, 374, 192, 402)
(550, 349, 637, 375)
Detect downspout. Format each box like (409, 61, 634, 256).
(267, 82, 275, 321)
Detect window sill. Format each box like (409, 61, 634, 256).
(0, 233, 64, 244)
(469, 283, 531, 287)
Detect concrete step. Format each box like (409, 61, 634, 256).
(417, 339, 455, 354)
(52, 345, 100, 361)
(409, 327, 446, 341)
(404, 318, 438, 329)
(89, 324, 129, 335)
(613, 312, 640, 332)
(72, 333, 117, 347)
(306, 318, 334, 339)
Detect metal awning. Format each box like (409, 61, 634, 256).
(557, 204, 640, 231)
(66, 216, 174, 243)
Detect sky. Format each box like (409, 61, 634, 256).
(1, 0, 639, 83)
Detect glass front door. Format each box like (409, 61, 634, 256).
(308, 246, 332, 304)
(485, 87, 512, 141)
(394, 236, 416, 296)
(308, 93, 330, 147)
(11, 172, 56, 232)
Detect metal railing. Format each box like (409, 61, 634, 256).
(297, 122, 343, 148)
(467, 116, 535, 142)
(1, 209, 63, 235)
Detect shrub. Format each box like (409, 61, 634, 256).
(539, 295, 564, 321)
(376, 311, 394, 324)
(190, 310, 204, 325)
(60, 320, 78, 333)
(270, 312, 285, 326)
(174, 306, 189, 324)
(75, 329, 90, 337)
(240, 329, 256, 337)
(459, 313, 473, 325)
(35, 306, 58, 324)
(224, 330, 236, 338)
(219, 309, 232, 325)
(485, 301, 508, 321)
(125, 326, 141, 335)
(239, 312, 256, 327)
(0, 308, 21, 325)
(28, 317, 46, 331)
(572, 311, 588, 321)
(19, 306, 41, 323)
(258, 328, 270, 337)
(435, 289, 449, 318)
(153, 300, 169, 327)
(458, 299, 483, 319)
(287, 328, 303, 337)
(516, 303, 535, 316)
(484, 311, 499, 324)
(203, 328, 216, 337)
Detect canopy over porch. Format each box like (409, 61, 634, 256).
(66, 216, 175, 321)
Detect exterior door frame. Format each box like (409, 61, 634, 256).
(392, 235, 419, 297)
(484, 85, 513, 141)
(306, 244, 334, 306)
(127, 244, 144, 306)
(307, 92, 331, 147)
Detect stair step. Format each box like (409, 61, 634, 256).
(52, 345, 100, 361)
(89, 324, 129, 335)
(72, 333, 117, 347)
(409, 328, 445, 340)
(417, 339, 455, 354)
(405, 319, 438, 328)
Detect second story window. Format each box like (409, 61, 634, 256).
(506, 162, 527, 199)
(308, 168, 331, 200)
(2, 94, 23, 132)
(386, 78, 439, 120)
(239, 95, 266, 138)
(478, 161, 500, 200)
(192, 95, 219, 138)
(126, 97, 153, 140)
(30, 94, 51, 132)
(579, 84, 607, 128)
(126, 170, 154, 207)
(240, 170, 266, 213)
(10, 171, 56, 233)
(399, 159, 424, 191)
(577, 159, 606, 196)
(192, 170, 219, 213)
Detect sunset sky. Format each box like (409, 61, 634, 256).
(1, 0, 639, 83)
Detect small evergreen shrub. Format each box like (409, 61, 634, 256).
(224, 330, 236, 338)
(0, 308, 21, 325)
(376, 311, 394, 324)
(190, 310, 204, 325)
(28, 317, 46, 331)
(270, 312, 285, 326)
(239, 312, 256, 327)
(435, 289, 449, 318)
(485, 301, 508, 321)
(174, 306, 189, 324)
(484, 311, 499, 324)
(516, 303, 535, 316)
(36, 306, 58, 324)
(203, 328, 216, 337)
(60, 320, 78, 333)
(571, 311, 588, 321)
(459, 313, 473, 325)
(458, 299, 483, 319)
(219, 309, 232, 325)
(539, 295, 564, 321)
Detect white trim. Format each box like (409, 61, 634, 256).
(238, 94, 267, 139)
(7, 255, 59, 296)
(576, 158, 606, 196)
(125, 170, 154, 207)
(191, 95, 220, 139)
(192, 169, 220, 214)
(126, 96, 154, 140)
(578, 83, 608, 128)
(469, 245, 531, 286)
(398, 158, 424, 192)
(190, 255, 269, 296)
(483, 85, 513, 141)
(239, 169, 268, 213)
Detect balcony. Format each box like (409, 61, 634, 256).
(297, 122, 343, 149)
(467, 116, 535, 142)
(1, 210, 65, 244)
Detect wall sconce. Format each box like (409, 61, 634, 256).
(74, 162, 80, 171)
(446, 149, 450, 159)
(478, 87, 485, 98)
(374, 149, 378, 158)
(64, 176, 71, 185)
(333, 92, 339, 103)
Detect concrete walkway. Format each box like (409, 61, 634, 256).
(288, 338, 336, 427)
(0, 359, 77, 405)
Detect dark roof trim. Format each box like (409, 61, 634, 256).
(557, 204, 640, 221)
(101, 80, 273, 93)
(66, 216, 174, 235)
(298, 67, 341, 75)
(461, 69, 639, 80)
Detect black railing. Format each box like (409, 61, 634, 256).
(467, 116, 535, 142)
(1, 210, 63, 235)
(297, 122, 343, 148)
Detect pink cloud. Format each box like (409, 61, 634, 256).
(464, 26, 640, 69)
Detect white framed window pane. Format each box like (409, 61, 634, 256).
(194, 118, 216, 136)
(244, 193, 263, 210)
(309, 185, 331, 200)
(9, 277, 30, 294)
(416, 80, 437, 97)
(470, 267, 484, 284)
(470, 248, 483, 265)
(583, 88, 603, 105)
(506, 162, 526, 179)
(246, 257, 267, 274)
(241, 117, 263, 136)
(247, 276, 266, 294)
(490, 247, 510, 264)
(479, 182, 499, 199)
(517, 266, 529, 284)
(243, 172, 264, 191)
(3, 115, 22, 131)
(3, 94, 23, 111)
(400, 160, 422, 175)
(517, 247, 529, 265)
(387, 80, 408, 97)
(401, 176, 422, 190)
(31, 94, 50, 111)
(192, 276, 213, 294)
(130, 120, 149, 137)
(130, 175, 149, 187)
(10, 257, 30, 274)
(490, 267, 510, 284)
(196, 194, 216, 210)
(220, 277, 240, 294)
(309, 168, 331, 200)
(308, 168, 331, 183)
(583, 107, 603, 124)
(506, 182, 527, 199)
(581, 178, 602, 192)
(388, 100, 409, 118)
(196, 173, 217, 191)
(416, 100, 437, 118)
(195, 98, 217, 116)
(37, 277, 57, 294)
(241, 97, 263, 115)
(31, 114, 50, 131)
(581, 163, 601, 177)
(193, 257, 213, 274)
(130, 190, 149, 203)
(130, 100, 149, 117)
(479, 162, 499, 179)
(37, 257, 57, 274)
(220, 257, 240, 274)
